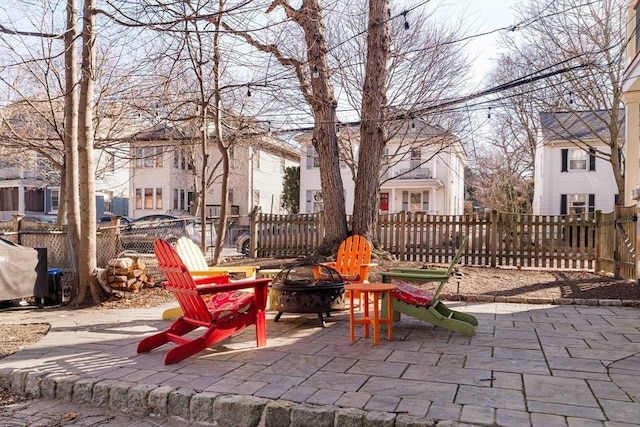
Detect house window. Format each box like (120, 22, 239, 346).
(0, 187, 19, 211)
(173, 189, 179, 210)
(410, 147, 421, 168)
(25, 187, 44, 211)
(305, 190, 324, 212)
(280, 158, 285, 173)
(422, 190, 430, 211)
(136, 187, 163, 209)
(135, 146, 164, 168)
(561, 193, 595, 215)
(51, 189, 60, 212)
(402, 190, 429, 212)
(561, 148, 595, 172)
(569, 149, 587, 171)
(228, 189, 234, 205)
(306, 145, 320, 169)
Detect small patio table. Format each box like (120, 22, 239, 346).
(344, 283, 397, 345)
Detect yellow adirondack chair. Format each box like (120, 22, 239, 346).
(162, 237, 257, 319)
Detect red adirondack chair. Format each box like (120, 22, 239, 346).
(137, 238, 271, 364)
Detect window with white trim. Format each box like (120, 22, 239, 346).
(135, 146, 164, 168)
(306, 145, 320, 169)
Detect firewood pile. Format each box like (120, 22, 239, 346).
(101, 255, 152, 293)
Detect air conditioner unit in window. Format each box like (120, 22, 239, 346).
(313, 192, 323, 202)
(632, 185, 640, 200)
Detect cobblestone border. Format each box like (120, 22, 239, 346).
(0, 368, 477, 427)
(439, 293, 640, 307)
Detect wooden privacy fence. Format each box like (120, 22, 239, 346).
(252, 209, 637, 279)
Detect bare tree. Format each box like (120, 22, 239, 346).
(489, 0, 626, 203)
(75, 0, 100, 304)
(221, 0, 349, 250)
(351, 0, 390, 240)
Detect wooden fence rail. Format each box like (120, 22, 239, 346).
(252, 208, 637, 279)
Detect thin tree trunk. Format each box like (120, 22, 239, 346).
(211, 0, 229, 264)
(75, 0, 99, 304)
(64, 0, 81, 298)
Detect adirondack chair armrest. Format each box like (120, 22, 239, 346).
(314, 262, 337, 279)
(380, 271, 450, 283)
(357, 263, 378, 282)
(389, 267, 451, 277)
(202, 277, 272, 294)
(190, 269, 229, 277)
(193, 274, 231, 286)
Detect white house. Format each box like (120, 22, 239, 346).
(0, 103, 131, 220)
(297, 122, 467, 215)
(622, 1, 640, 205)
(128, 124, 300, 222)
(532, 110, 623, 215)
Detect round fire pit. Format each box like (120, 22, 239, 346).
(270, 264, 345, 327)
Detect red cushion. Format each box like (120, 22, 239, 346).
(206, 291, 254, 322)
(391, 280, 434, 306)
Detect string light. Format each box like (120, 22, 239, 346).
(410, 112, 415, 128)
(487, 107, 492, 119)
(247, 85, 251, 97)
(336, 122, 340, 134)
(312, 65, 319, 79)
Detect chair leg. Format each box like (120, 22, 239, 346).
(137, 318, 197, 354)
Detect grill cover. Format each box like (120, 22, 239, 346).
(0, 238, 47, 301)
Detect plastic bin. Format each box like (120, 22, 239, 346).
(46, 268, 64, 305)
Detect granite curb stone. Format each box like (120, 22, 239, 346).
(439, 293, 640, 307)
(0, 368, 480, 426)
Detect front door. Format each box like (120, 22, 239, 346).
(379, 192, 389, 212)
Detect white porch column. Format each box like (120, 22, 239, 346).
(623, 95, 640, 206)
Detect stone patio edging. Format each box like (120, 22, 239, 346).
(0, 368, 480, 427)
(438, 293, 639, 307)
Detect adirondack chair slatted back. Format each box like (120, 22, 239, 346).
(154, 238, 225, 326)
(433, 235, 469, 299)
(176, 237, 209, 272)
(334, 235, 372, 281)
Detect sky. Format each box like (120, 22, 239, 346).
(428, 0, 523, 87)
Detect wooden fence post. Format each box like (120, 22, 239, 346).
(594, 210, 602, 274)
(490, 210, 498, 268)
(399, 211, 406, 261)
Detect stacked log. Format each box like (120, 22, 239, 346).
(105, 256, 150, 293)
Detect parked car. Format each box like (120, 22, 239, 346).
(120, 214, 215, 253)
(235, 223, 318, 256)
(97, 215, 131, 225)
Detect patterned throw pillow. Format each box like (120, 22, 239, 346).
(390, 280, 434, 306)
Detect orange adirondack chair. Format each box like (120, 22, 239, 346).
(314, 235, 377, 309)
(137, 238, 271, 364)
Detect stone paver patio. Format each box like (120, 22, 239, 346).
(1, 301, 639, 426)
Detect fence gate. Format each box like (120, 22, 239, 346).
(596, 206, 636, 280)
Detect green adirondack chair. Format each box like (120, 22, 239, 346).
(380, 235, 478, 335)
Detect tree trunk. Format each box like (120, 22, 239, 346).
(211, 3, 230, 264)
(352, 0, 390, 243)
(302, 0, 348, 251)
(75, 0, 100, 305)
(63, 0, 81, 299)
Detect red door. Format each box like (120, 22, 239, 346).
(379, 192, 389, 212)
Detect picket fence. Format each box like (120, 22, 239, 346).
(251, 208, 637, 279)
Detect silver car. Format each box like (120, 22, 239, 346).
(120, 214, 215, 253)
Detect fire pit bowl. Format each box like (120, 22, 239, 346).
(270, 263, 346, 327)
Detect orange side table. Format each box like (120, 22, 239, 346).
(344, 283, 397, 345)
